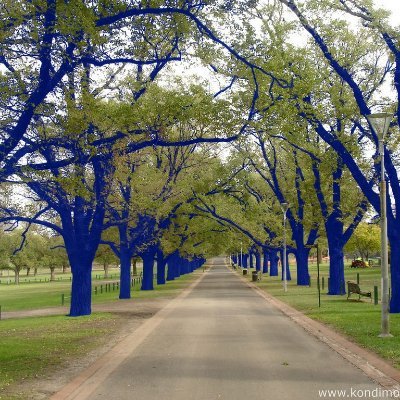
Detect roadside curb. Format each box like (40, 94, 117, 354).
(233, 268, 400, 391)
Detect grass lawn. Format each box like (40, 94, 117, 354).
(0, 266, 124, 311)
(0, 313, 121, 400)
(0, 266, 122, 285)
(87, 272, 200, 305)
(0, 265, 200, 312)
(242, 259, 400, 369)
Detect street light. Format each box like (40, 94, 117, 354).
(240, 240, 243, 269)
(366, 112, 393, 338)
(306, 243, 321, 308)
(281, 202, 289, 293)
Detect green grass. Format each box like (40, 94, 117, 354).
(131, 273, 199, 299)
(0, 267, 124, 311)
(0, 267, 199, 312)
(0, 313, 121, 400)
(0, 267, 123, 285)
(76, 272, 201, 304)
(0, 280, 73, 311)
(80, 272, 200, 305)
(243, 260, 400, 369)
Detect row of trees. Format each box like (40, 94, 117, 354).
(0, 0, 399, 315)
(0, 0, 263, 315)
(191, 0, 400, 309)
(276, 0, 400, 311)
(0, 229, 119, 283)
(0, 213, 380, 284)
(0, 229, 68, 283)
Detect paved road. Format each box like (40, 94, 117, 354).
(70, 257, 382, 400)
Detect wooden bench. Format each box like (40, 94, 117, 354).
(347, 281, 372, 301)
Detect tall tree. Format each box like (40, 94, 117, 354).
(275, 0, 400, 311)
(345, 222, 381, 262)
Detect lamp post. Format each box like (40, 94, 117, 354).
(306, 243, 321, 307)
(281, 202, 289, 292)
(366, 112, 392, 338)
(240, 240, 243, 269)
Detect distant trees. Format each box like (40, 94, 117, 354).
(0, 228, 70, 283)
(41, 236, 70, 281)
(95, 244, 119, 279)
(345, 223, 381, 262)
(0, 230, 33, 284)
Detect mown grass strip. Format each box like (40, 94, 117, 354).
(0, 313, 121, 400)
(0, 267, 199, 312)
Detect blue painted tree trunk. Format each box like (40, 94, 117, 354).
(69, 265, 92, 316)
(119, 248, 131, 299)
(166, 251, 178, 281)
(312, 159, 351, 295)
(255, 251, 261, 272)
(198, 258, 205, 270)
(249, 252, 254, 269)
(166, 260, 175, 281)
(243, 254, 249, 269)
(327, 242, 345, 295)
(62, 200, 107, 316)
(303, 27, 400, 312)
(181, 257, 189, 275)
(269, 249, 279, 276)
(183, 259, 189, 274)
(294, 247, 310, 285)
(141, 250, 156, 290)
(175, 257, 181, 278)
(280, 250, 291, 281)
(389, 230, 400, 312)
(156, 250, 167, 285)
(326, 219, 346, 295)
(262, 249, 269, 274)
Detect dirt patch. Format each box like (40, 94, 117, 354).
(109, 311, 155, 319)
(4, 298, 169, 400)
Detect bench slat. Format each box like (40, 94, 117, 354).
(347, 281, 371, 300)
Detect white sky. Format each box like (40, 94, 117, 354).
(376, 0, 400, 23)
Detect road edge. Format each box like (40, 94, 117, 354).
(49, 267, 210, 400)
(232, 266, 400, 391)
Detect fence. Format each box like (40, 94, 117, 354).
(60, 273, 157, 304)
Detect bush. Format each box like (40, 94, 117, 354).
(350, 259, 368, 268)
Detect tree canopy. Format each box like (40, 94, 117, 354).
(2, 0, 400, 315)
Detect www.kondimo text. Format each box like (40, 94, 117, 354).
(319, 387, 400, 398)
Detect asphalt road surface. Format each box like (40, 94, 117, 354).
(81, 257, 381, 400)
